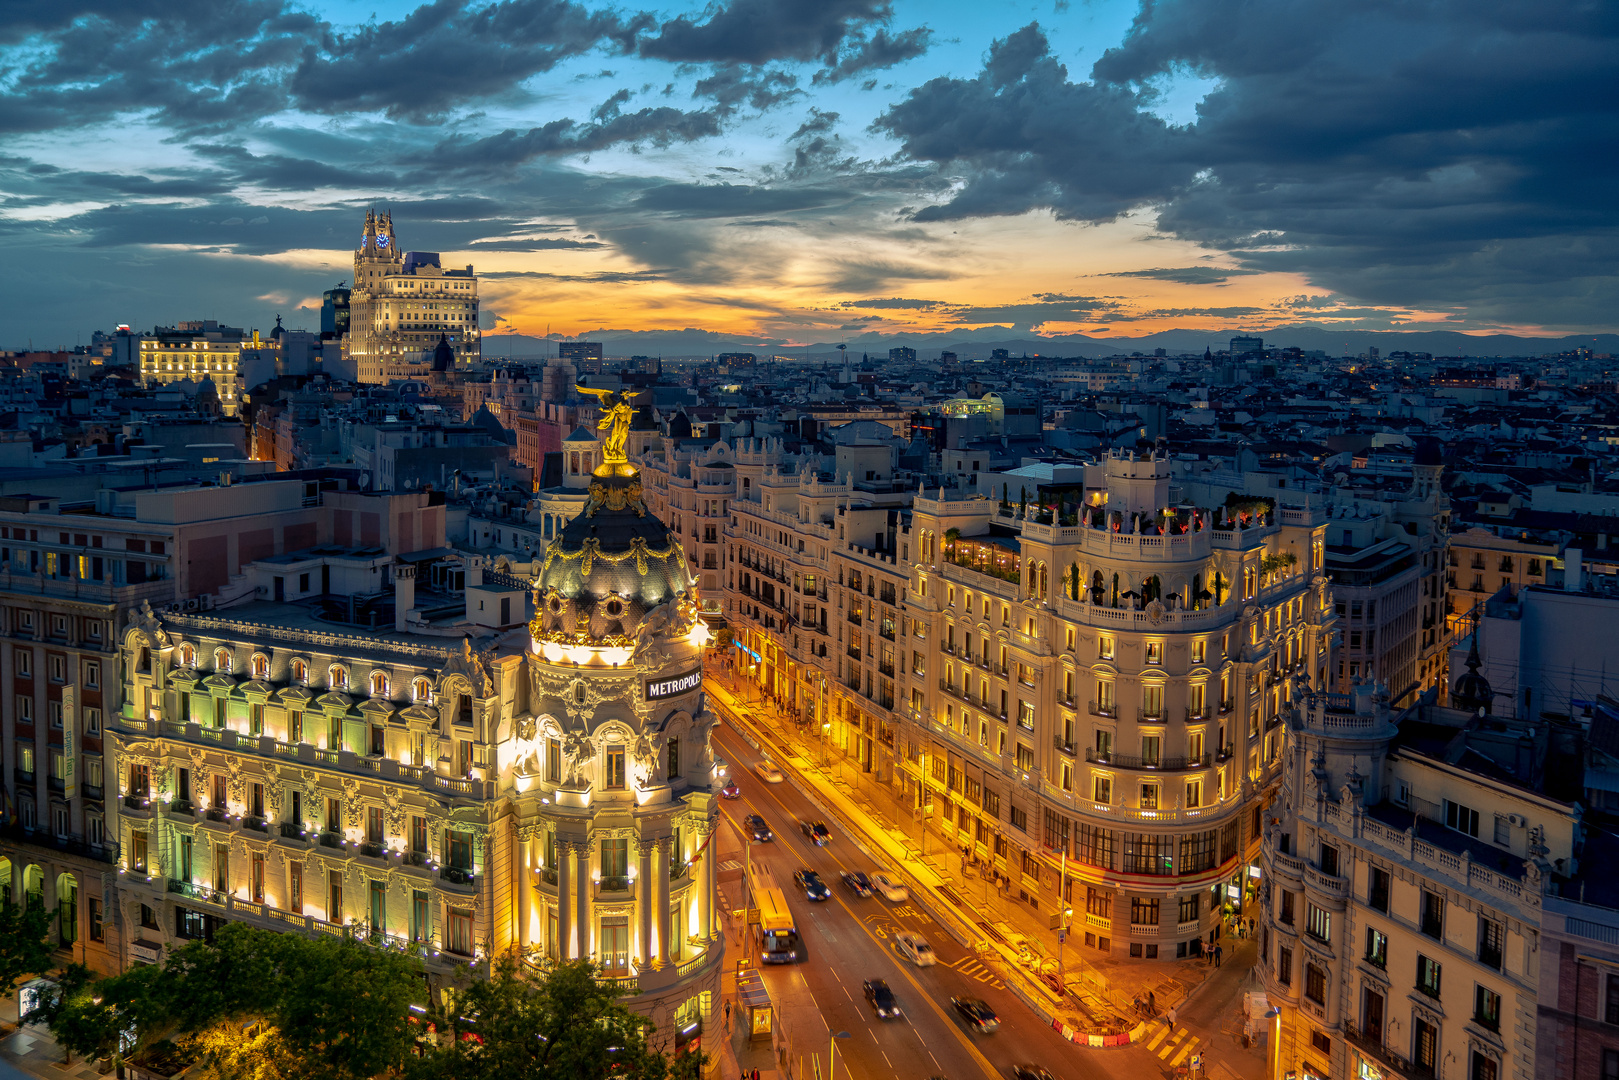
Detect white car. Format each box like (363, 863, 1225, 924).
(894, 930, 936, 967)
(755, 761, 786, 784)
(872, 872, 909, 902)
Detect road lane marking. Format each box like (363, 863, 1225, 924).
(718, 727, 1003, 1080)
(1159, 1031, 1185, 1060)
(1171, 1037, 1200, 1067)
(1146, 1026, 1170, 1051)
(882, 1052, 893, 1067)
(945, 956, 1005, 988)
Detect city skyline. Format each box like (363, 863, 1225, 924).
(2, 0, 1616, 346)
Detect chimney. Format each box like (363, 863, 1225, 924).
(465, 554, 484, 589)
(394, 563, 415, 632)
(1564, 548, 1583, 592)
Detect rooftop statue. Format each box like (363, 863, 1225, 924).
(576, 385, 635, 464)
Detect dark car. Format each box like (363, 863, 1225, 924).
(951, 997, 1000, 1033)
(720, 780, 741, 800)
(863, 979, 902, 1019)
(840, 871, 872, 897)
(793, 868, 831, 901)
(800, 820, 832, 846)
(1011, 1066, 1055, 1080)
(745, 814, 773, 842)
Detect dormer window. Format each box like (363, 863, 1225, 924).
(370, 671, 389, 698)
(251, 655, 269, 680)
(292, 659, 307, 684)
(413, 677, 433, 703)
(214, 648, 232, 673)
(179, 644, 196, 668)
(330, 665, 348, 691)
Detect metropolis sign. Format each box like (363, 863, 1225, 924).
(646, 668, 702, 701)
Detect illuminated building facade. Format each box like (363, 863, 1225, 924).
(1260, 680, 1553, 1080)
(347, 210, 482, 384)
(706, 444, 1335, 961)
(108, 415, 723, 1041)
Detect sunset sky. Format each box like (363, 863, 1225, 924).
(2, 0, 1615, 348)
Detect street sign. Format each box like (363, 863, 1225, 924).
(1057, 929, 1066, 943)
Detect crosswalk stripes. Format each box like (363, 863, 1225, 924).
(1147, 1025, 1201, 1065)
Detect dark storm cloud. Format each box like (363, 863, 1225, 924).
(0, 1, 318, 134)
(812, 26, 931, 83)
(291, 0, 650, 122)
(840, 297, 942, 309)
(1105, 266, 1263, 285)
(642, 0, 887, 65)
(429, 103, 724, 170)
(692, 65, 802, 114)
(1139, 306, 1266, 319)
(468, 237, 607, 250)
(634, 183, 847, 217)
(822, 259, 952, 293)
(876, 7, 1619, 326)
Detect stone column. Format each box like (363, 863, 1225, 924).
(556, 840, 573, 960)
(637, 840, 655, 968)
(699, 824, 716, 942)
(575, 839, 592, 960)
(653, 838, 671, 967)
(516, 829, 532, 951)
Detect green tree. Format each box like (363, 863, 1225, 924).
(0, 895, 55, 999)
(410, 957, 690, 1080)
(275, 935, 421, 1080)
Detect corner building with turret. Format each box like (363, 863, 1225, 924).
(694, 441, 1336, 963)
(107, 459, 722, 1047)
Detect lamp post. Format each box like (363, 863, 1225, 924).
(828, 1029, 851, 1080)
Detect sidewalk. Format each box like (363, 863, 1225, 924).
(0, 993, 101, 1080)
(1132, 936, 1269, 1080)
(708, 672, 1243, 1038)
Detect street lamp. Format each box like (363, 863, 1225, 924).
(828, 1030, 851, 1080)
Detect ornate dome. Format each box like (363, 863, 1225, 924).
(530, 463, 693, 646)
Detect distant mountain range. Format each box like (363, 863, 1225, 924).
(480, 325, 1619, 361)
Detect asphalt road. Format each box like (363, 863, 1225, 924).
(714, 724, 1134, 1080)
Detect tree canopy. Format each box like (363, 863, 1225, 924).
(0, 896, 55, 1000)
(37, 928, 707, 1080)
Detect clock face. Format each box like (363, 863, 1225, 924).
(377, 235, 390, 248)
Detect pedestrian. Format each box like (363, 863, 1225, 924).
(1133, 993, 1142, 1015)
(725, 1001, 732, 1025)
(1216, 944, 1224, 968)
(1148, 990, 1156, 1014)
(1168, 1005, 1178, 1027)
(753, 1068, 761, 1080)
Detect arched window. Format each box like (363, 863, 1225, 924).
(214, 648, 232, 673)
(251, 655, 269, 679)
(412, 677, 433, 703)
(329, 664, 348, 690)
(179, 643, 196, 668)
(370, 671, 388, 698)
(291, 659, 307, 684)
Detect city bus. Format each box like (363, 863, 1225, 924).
(749, 868, 800, 964)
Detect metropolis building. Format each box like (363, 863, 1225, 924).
(107, 400, 722, 1043)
